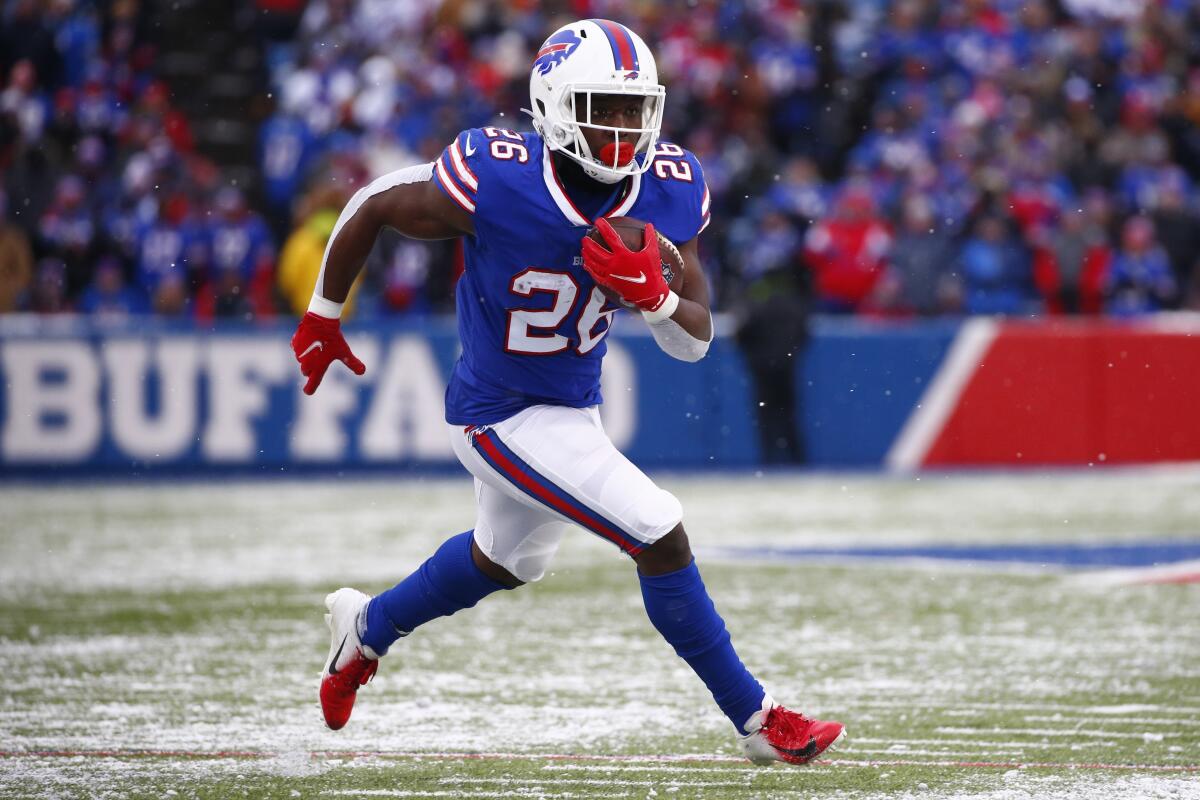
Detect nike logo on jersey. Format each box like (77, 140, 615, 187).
(610, 272, 647, 284)
(327, 635, 348, 675)
(464, 136, 476, 156)
(300, 341, 324, 358)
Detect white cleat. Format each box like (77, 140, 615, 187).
(319, 588, 379, 730)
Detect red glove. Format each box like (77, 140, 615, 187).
(291, 312, 366, 395)
(580, 218, 671, 313)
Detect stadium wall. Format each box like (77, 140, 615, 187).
(1, 315, 1197, 476)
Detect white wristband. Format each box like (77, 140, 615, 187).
(640, 290, 679, 324)
(307, 294, 344, 319)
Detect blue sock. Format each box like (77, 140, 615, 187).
(639, 560, 765, 733)
(361, 531, 508, 656)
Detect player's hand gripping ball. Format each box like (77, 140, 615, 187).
(581, 217, 685, 312)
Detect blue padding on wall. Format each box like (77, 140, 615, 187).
(0, 316, 962, 475)
(802, 318, 958, 465)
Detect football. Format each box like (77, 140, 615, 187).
(584, 217, 685, 309)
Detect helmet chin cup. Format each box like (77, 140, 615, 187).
(581, 159, 626, 184)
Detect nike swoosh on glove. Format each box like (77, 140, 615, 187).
(580, 218, 671, 312)
(291, 312, 366, 395)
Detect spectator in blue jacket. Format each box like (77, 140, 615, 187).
(1106, 216, 1176, 316)
(77, 256, 146, 317)
(957, 215, 1032, 316)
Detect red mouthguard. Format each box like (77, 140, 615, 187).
(599, 141, 636, 167)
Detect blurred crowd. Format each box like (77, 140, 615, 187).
(2, 0, 1200, 320)
(0, 0, 282, 317)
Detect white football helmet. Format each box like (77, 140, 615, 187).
(527, 19, 665, 184)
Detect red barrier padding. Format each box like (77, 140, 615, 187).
(924, 320, 1200, 466)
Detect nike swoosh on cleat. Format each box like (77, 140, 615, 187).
(300, 341, 324, 358)
(327, 635, 348, 676)
(464, 136, 476, 156)
(776, 736, 820, 761)
(610, 272, 647, 284)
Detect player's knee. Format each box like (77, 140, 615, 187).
(637, 489, 682, 536)
(470, 538, 525, 588)
(503, 549, 556, 584)
(471, 526, 565, 585)
(635, 523, 693, 576)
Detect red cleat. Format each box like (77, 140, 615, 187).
(740, 697, 846, 765)
(319, 588, 379, 731)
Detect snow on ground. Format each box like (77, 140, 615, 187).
(1, 470, 1197, 799)
(4, 467, 1199, 595)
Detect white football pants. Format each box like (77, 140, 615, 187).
(449, 405, 682, 583)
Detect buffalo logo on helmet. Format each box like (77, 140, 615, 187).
(534, 29, 582, 75)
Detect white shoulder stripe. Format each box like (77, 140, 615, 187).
(701, 184, 711, 214)
(435, 158, 476, 213)
(314, 161, 436, 302)
(449, 139, 479, 191)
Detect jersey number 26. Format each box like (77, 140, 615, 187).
(505, 269, 614, 356)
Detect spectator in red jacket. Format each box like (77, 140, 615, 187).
(802, 183, 892, 313)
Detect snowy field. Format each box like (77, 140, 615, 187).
(1, 469, 1198, 799)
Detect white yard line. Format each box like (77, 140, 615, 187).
(933, 727, 1181, 740)
(1066, 560, 1200, 587)
(1020, 715, 1200, 728)
(4, 749, 1196, 772)
(849, 738, 1112, 750)
(324, 793, 600, 799)
(442, 777, 759, 788)
(848, 700, 1200, 716)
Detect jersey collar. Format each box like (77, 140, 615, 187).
(542, 144, 642, 227)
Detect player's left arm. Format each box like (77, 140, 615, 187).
(643, 148, 714, 361)
(667, 236, 713, 341)
(637, 235, 712, 363)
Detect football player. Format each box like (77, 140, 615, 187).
(291, 18, 845, 766)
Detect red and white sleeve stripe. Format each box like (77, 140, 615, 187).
(432, 132, 479, 215)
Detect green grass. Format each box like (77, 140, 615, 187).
(1, 473, 1199, 799)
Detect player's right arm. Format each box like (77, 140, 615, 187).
(292, 150, 475, 395)
(314, 171, 473, 305)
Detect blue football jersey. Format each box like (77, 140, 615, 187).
(432, 127, 711, 426)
